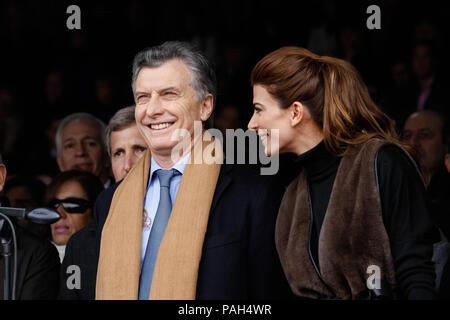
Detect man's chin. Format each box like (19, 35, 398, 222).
(72, 164, 94, 172)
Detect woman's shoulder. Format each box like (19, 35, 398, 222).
(375, 143, 425, 187)
(376, 143, 417, 170)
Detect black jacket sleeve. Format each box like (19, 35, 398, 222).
(247, 174, 295, 299)
(58, 233, 79, 300)
(17, 230, 60, 300)
(377, 144, 440, 300)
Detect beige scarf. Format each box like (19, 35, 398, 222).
(96, 132, 223, 299)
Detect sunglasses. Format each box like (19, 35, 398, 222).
(47, 197, 93, 214)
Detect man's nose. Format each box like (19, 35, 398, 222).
(74, 143, 87, 156)
(145, 93, 164, 118)
(411, 134, 421, 148)
(123, 153, 135, 173)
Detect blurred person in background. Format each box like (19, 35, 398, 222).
(105, 106, 148, 182)
(403, 110, 448, 187)
(438, 129, 450, 298)
(213, 103, 241, 137)
(382, 58, 416, 128)
(4, 176, 49, 239)
(402, 111, 450, 239)
(0, 153, 60, 300)
(91, 75, 118, 123)
(411, 41, 447, 117)
(44, 170, 103, 263)
(56, 113, 112, 188)
(403, 110, 450, 294)
(59, 106, 147, 300)
(0, 86, 23, 173)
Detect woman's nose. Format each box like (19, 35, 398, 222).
(56, 205, 67, 219)
(248, 114, 258, 130)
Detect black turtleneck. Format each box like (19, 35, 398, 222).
(284, 141, 439, 300)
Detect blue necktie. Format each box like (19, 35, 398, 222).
(138, 169, 177, 300)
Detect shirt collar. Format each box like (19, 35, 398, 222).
(149, 151, 191, 182)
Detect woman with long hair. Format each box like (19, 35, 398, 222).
(248, 46, 439, 299)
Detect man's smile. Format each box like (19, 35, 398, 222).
(149, 122, 175, 130)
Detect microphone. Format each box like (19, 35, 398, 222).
(0, 207, 61, 224)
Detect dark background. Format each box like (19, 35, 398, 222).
(0, 0, 449, 175)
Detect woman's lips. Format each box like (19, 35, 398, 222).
(54, 225, 70, 233)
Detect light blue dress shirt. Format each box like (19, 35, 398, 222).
(141, 152, 190, 265)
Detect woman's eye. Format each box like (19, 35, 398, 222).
(113, 150, 124, 157)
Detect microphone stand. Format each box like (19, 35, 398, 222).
(0, 213, 17, 300)
(0, 207, 59, 300)
(0, 236, 12, 300)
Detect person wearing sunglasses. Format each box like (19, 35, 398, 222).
(44, 170, 104, 262)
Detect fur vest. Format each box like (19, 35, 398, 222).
(275, 138, 419, 299)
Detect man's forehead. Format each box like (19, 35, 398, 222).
(135, 60, 191, 90)
(63, 120, 102, 139)
(405, 113, 443, 131)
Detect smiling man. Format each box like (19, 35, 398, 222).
(56, 113, 112, 187)
(94, 41, 292, 300)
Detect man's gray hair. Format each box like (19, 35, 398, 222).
(131, 41, 217, 102)
(55, 112, 106, 156)
(105, 105, 137, 156)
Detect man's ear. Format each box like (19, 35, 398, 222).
(290, 101, 305, 127)
(56, 156, 65, 171)
(0, 164, 7, 192)
(200, 94, 214, 122)
(445, 153, 450, 174)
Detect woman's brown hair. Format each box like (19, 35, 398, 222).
(250, 46, 411, 157)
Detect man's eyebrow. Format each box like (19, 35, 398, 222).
(135, 87, 179, 95)
(161, 86, 179, 91)
(82, 136, 101, 141)
(62, 137, 75, 143)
